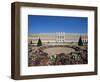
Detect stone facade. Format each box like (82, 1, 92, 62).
(28, 32, 88, 46)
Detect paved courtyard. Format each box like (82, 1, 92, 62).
(43, 47, 75, 56)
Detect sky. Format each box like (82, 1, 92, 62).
(28, 15, 87, 34)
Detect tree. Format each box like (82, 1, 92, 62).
(78, 36, 83, 46)
(37, 38, 42, 46)
(30, 40, 32, 44)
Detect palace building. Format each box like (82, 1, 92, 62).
(28, 32, 88, 46)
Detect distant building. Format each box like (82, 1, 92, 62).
(28, 32, 88, 46)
